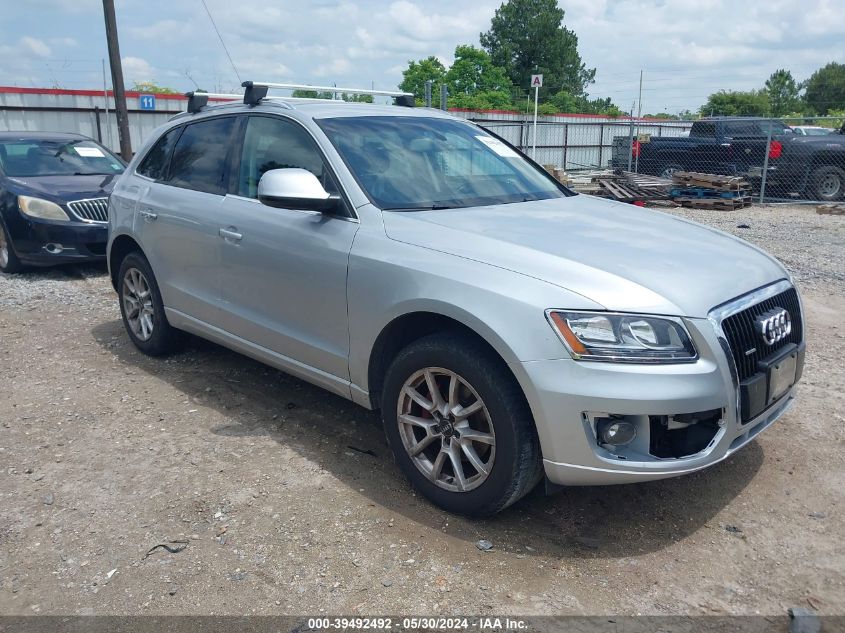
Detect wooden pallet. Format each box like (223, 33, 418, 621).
(598, 179, 670, 202)
(672, 171, 748, 191)
(675, 196, 753, 210)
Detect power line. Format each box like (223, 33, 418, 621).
(200, 0, 241, 84)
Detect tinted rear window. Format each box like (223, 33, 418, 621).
(167, 117, 236, 195)
(137, 127, 181, 180)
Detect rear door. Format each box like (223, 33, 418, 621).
(217, 114, 359, 392)
(134, 115, 238, 324)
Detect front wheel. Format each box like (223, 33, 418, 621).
(381, 332, 543, 516)
(0, 222, 24, 274)
(812, 165, 845, 201)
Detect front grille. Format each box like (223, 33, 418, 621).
(721, 287, 803, 382)
(68, 198, 109, 223)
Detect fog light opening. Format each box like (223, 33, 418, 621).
(44, 243, 64, 254)
(596, 417, 637, 447)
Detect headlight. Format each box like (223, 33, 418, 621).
(18, 196, 70, 221)
(547, 310, 697, 363)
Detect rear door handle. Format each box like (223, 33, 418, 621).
(139, 209, 157, 221)
(219, 227, 242, 242)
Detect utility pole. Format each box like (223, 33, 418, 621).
(102, 0, 132, 160)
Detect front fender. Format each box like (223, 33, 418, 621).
(347, 225, 603, 402)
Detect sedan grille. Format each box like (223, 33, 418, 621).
(721, 287, 803, 383)
(68, 198, 109, 223)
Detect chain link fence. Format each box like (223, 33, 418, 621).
(468, 114, 845, 204)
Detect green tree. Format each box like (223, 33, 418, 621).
(803, 62, 845, 115)
(131, 81, 179, 94)
(442, 45, 513, 110)
(398, 56, 447, 101)
(765, 69, 800, 116)
(479, 0, 595, 98)
(700, 90, 770, 116)
(341, 93, 374, 103)
(291, 89, 335, 99)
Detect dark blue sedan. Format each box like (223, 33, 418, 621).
(0, 132, 125, 273)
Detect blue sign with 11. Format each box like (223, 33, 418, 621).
(139, 94, 156, 111)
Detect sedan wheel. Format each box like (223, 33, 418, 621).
(397, 367, 496, 493)
(0, 227, 8, 269)
(122, 267, 155, 341)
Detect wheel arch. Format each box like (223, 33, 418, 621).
(365, 306, 523, 410)
(108, 233, 144, 291)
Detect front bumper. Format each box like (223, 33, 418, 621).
(512, 302, 802, 486)
(11, 218, 107, 265)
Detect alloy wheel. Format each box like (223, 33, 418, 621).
(396, 367, 496, 493)
(122, 267, 155, 341)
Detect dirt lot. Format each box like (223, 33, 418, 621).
(0, 203, 843, 618)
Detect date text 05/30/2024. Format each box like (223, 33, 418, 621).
(307, 617, 529, 631)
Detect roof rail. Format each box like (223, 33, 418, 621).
(242, 81, 416, 107)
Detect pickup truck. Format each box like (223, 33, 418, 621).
(777, 124, 845, 201)
(613, 118, 845, 200)
(611, 118, 789, 181)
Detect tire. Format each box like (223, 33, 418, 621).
(381, 331, 543, 516)
(0, 221, 24, 274)
(117, 251, 183, 356)
(659, 163, 683, 180)
(812, 165, 845, 201)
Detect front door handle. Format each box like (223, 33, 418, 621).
(139, 209, 157, 221)
(219, 227, 243, 242)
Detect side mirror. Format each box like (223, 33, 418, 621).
(257, 168, 341, 213)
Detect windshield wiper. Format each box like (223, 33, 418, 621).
(384, 204, 458, 211)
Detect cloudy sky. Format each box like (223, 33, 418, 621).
(1, 0, 843, 114)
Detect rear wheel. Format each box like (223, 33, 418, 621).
(812, 165, 845, 201)
(117, 251, 183, 356)
(659, 163, 683, 179)
(381, 331, 542, 516)
(0, 222, 24, 274)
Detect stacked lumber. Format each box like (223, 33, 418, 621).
(671, 171, 753, 210)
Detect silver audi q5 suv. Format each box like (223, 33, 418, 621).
(107, 85, 804, 516)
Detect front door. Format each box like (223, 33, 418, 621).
(218, 115, 358, 391)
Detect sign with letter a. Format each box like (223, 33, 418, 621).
(530, 74, 543, 88)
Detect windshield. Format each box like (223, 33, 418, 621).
(316, 116, 567, 210)
(801, 127, 833, 136)
(0, 139, 125, 177)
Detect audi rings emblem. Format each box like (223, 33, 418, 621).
(756, 308, 792, 346)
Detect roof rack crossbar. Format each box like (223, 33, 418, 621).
(184, 91, 242, 113)
(242, 81, 413, 99)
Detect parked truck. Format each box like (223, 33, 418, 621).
(612, 118, 845, 201)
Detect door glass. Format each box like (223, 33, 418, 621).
(167, 117, 236, 194)
(238, 116, 337, 199)
(137, 126, 181, 180)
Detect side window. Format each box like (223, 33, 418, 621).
(237, 116, 337, 199)
(136, 127, 181, 180)
(167, 117, 237, 195)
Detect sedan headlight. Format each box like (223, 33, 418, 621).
(18, 196, 70, 221)
(547, 310, 697, 363)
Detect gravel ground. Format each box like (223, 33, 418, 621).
(0, 204, 842, 618)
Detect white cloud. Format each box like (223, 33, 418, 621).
(0, 0, 842, 113)
(20, 36, 51, 58)
(121, 56, 155, 85)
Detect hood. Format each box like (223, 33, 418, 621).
(5, 174, 119, 203)
(382, 196, 787, 317)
